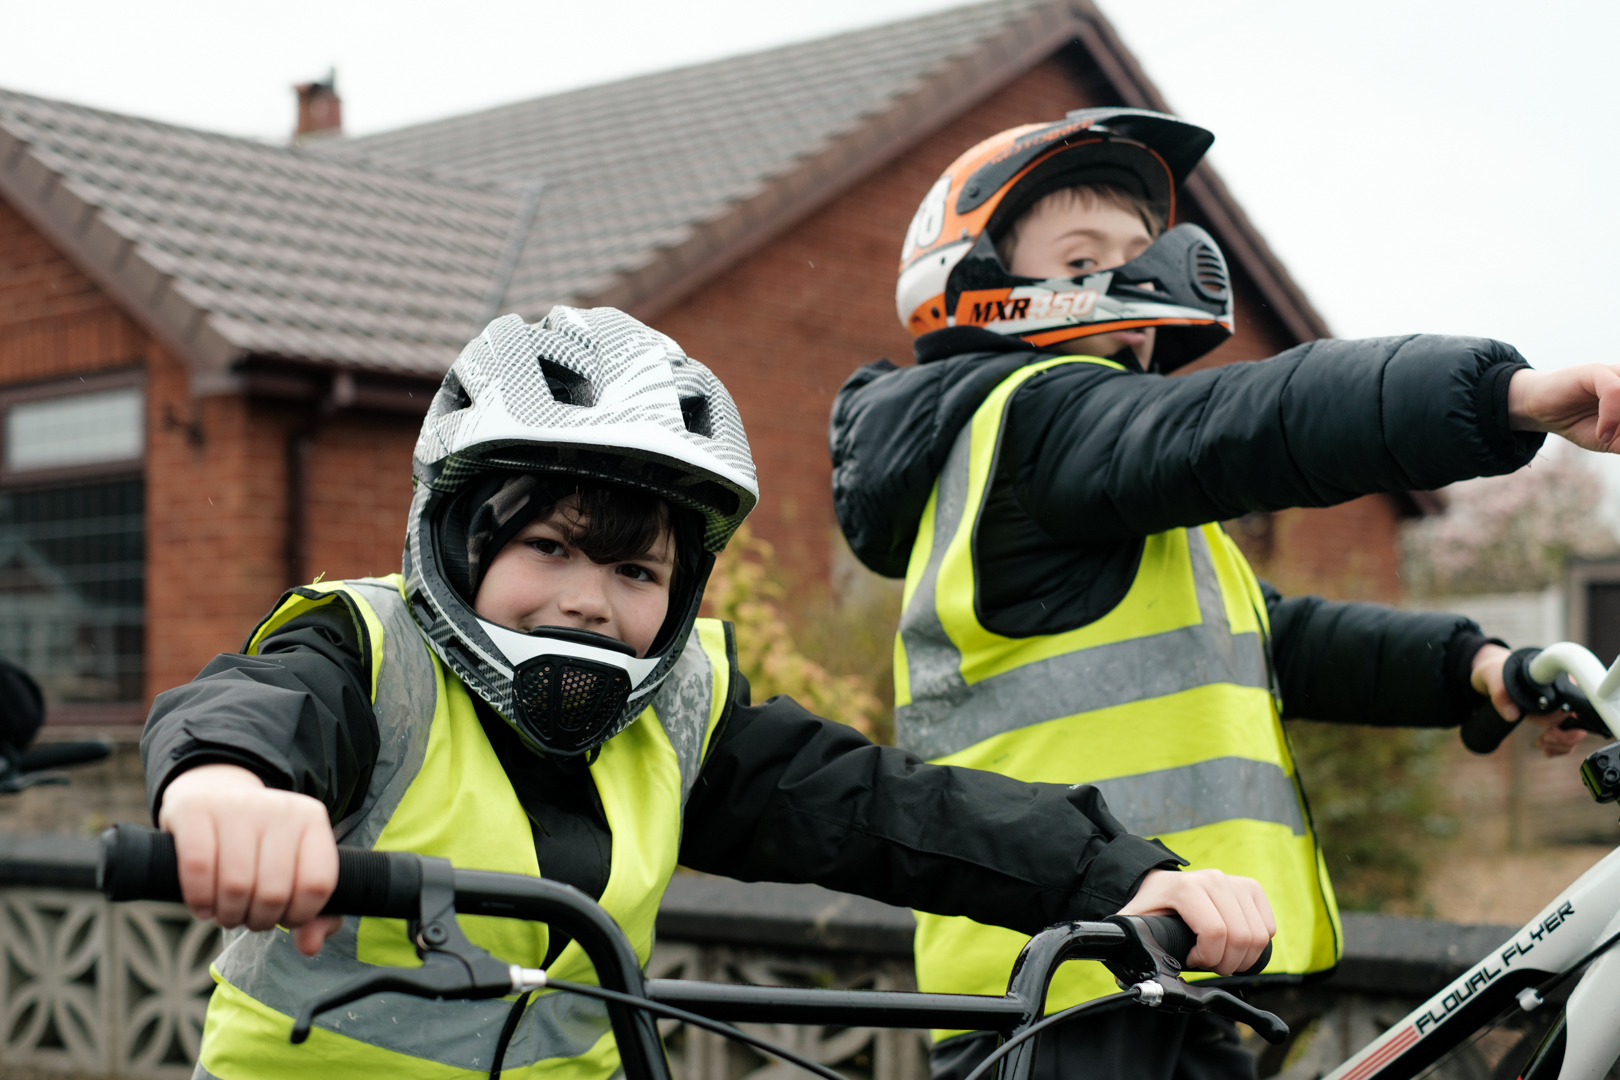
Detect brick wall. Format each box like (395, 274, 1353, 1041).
(0, 200, 143, 381)
(301, 410, 418, 584)
(0, 197, 423, 706)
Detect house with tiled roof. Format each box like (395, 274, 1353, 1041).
(0, 0, 1407, 725)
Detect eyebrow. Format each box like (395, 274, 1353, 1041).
(1051, 226, 1148, 244)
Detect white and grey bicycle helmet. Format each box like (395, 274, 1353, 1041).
(404, 306, 758, 757)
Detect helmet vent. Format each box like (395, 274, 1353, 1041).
(1190, 242, 1230, 302)
(440, 371, 472, 413)
(513, 655, 632, 754)
(538, 356, 596, 407)
(679, 395, 712, 438)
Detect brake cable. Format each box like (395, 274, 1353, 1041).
(1523, 927, 1620, 1009)
(545, 978, 851, 1080)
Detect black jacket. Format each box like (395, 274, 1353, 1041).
(141, 604, 1180, 959)
(830, 328, 1546, 728)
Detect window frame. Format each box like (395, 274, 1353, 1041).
(0, 368, 146, 726)
(0, 368, 146, 488)
(1566, 558, 1620, 660)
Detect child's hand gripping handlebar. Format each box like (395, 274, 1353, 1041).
(97, 823, 532, 1041)
(1462, 645, 1616, 754)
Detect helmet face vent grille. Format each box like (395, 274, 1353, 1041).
(1190, 243, 1230, 302)
(512, 654, 632, 754)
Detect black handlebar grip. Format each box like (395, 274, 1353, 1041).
(98, 824, 422, 919)
(1461, 702, 1521, 755)
(99, 823, 184, 903)
(1138, 914, 1273, 977)
(18, 741, 111, 772)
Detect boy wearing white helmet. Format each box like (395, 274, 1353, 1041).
(142, 306, 1273, 1079)
(832, 108, 1619, 1080)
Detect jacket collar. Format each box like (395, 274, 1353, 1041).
(913, 326, 1144, 372)
(913, 327, 1032, 364)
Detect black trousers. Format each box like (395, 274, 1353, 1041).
(930, 1011, 1256, 1080)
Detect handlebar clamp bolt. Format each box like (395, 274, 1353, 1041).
(422, 922, 450, 947)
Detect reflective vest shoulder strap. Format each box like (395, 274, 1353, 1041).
(245, 574, 437, 850)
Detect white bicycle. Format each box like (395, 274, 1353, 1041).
(1320, 641, 1620, 1080)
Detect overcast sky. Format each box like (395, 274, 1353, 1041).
(6, 0, 1618, 486)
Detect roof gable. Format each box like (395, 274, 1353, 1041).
(330, 0, 1082, 319)
(0, 87, 528, 381)
(0, 0, 1326, 384)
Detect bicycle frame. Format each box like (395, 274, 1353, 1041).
(1325, 641, 1620, 1080)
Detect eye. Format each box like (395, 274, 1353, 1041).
(527, 538, 565, 557)
(618, 563, 657, 584)
(1067, 257, 1097, 273)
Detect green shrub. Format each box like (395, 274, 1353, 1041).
(702, 526, 886, 738)
(1287, 721, 1453, 912)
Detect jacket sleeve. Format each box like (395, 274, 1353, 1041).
(139, 604, 380, 823)
(1263, 582, 1492, 728)
(680, 683, 1184, 936)
(1007, 335, 1544, 544)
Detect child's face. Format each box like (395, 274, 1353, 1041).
(1005, 197, 1157, 369)
(473, 495, 675, 658)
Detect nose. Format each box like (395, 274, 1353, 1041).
(556, 563, 613, 627)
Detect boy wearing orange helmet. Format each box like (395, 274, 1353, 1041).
(831, 108, 1618, 1080)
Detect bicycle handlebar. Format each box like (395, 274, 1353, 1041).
(14, 741, 111, 772)
(99, 820, 422, 917)
(1461, 646, 1616, 755)
(96, 825, 1268, 978)
(95, 824, 1285, 1078)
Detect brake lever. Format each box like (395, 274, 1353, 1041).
(1503, 649, 1613, 737)
(1102, 916, 1289, 1045)
(289, 855, 546, 1044)
(0, 771, 69, 794)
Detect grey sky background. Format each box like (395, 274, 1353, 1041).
(6, 0, 1618, 492)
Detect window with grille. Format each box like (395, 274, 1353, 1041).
(0, 379, 144, 717)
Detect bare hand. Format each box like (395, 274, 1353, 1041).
(157, 763, 342, 956)
(1469, 643, 1583, 757)
(1507, 365, 1620, 452)
(1117, 868, 1275, 976)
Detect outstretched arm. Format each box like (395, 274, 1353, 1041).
(1010, 335, 1544, 544)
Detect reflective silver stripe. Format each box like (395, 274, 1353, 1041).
(647, 626, 717, 807)
(332, 578, 437, 850)
(895, 425, 976, 721)
(215, 922, 612, 1068)
(1087, 757, 1305, 837)
(895, 412, 1270, 763)
(212, 584, 721, 1071)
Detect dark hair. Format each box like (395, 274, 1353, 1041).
(541, 482, 671, 565)
(449, 475, 705, 622)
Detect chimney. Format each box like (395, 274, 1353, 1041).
(293, 69, 342, 141)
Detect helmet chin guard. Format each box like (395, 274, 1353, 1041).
(496, 625, 650, 757)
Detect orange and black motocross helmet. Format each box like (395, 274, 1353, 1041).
(896, 107, 1234, 373)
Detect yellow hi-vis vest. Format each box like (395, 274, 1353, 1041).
(895, 357, 1341, 1040)
(196, 574, 733, 1080)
